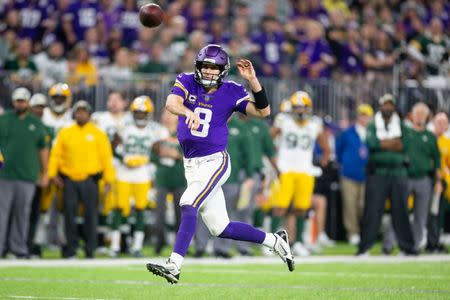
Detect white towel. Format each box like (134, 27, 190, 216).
(374, 111, 402, 140)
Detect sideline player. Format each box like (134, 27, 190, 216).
(271, 91, 330, 257)
(110, 96, 168, 257)
(146, 44, 294, 284)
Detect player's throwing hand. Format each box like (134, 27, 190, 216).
(185, 109, 200, 130)
(237, 59, 256, 81)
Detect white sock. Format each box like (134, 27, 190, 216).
(132, 231, 145, 252)
(110, 230, 121, 252)
(262, 233, 276, 249)
(169, 252, 184, 270)
(34, 214, 49, 245)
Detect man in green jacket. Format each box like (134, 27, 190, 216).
(0, 87, 49, 258)
(357, 94, 416, 255)
(383, 102, 441, 252)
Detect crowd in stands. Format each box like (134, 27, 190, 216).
(0, 0, 448, 97)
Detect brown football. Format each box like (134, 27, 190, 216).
(139, 3, 164, 28)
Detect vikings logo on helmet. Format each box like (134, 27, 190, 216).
(194, 44, 230, 88)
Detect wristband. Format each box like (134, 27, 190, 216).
(252, 87, 269, 109)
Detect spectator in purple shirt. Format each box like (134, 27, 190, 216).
(400, 3, 426, 41)
(84, 27, 109, 66)
(290, 0, 310, 21)
(339, 23, 365, 78)
(251, 16, 287, 77)
(309, 0, 329, 28)
(206, 18, 231, 46)
(425, 0, 449, 29)
(297, 20, 335, 79)
(131, 27, 156, 65)
(62, 0, 101, 46)
(117, 0, 140, 47)
(99, 0, 120, 41)
(182, 0, 211, 33)
(38, 0, 71, 50)
(14, 0, 48, 41)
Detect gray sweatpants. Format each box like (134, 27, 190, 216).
(383, 177, 432, 250)
(0, 178, 36, 256)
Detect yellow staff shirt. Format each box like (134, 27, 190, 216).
(48, 122, 114, 182)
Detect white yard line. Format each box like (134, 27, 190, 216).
(122, 267, 450, 280)
(5, 296, 122, 300)
(0, 277, 449, 296)
(1, 255, 450, 267)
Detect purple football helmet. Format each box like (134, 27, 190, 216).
(194, 44, 230, 87)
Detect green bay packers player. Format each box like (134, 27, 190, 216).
(92, 92, 133, 250)
(34, 83, 73, 255)
(110, 96, 169, 257)
(271, 91, 330, 256)
(43, 83, 73, 133)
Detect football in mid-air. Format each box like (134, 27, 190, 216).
(139, 3, 164, 28)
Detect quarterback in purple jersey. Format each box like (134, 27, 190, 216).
(146, 44, 294, 284)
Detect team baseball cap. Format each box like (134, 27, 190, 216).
(378, 93, 396, 105)
(12, 87, 31, 102)
(357, 104, 374, 116)
(72, 100, 92, 113)
(30, 93, 47, 107)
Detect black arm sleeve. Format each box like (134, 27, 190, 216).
(252, 87, 269, 109)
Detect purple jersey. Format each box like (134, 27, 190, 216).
(63, 1, 100, 41)
(251, 32, 285, 76)
(171, 73, 250, 158)
(14, 2, 48, 40)
(117, 6, 140, 47)
(100, 6, 121, 37)
(340, 43, 364, 75)
(298, 39, 333, 79)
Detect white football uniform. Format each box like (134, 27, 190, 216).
(274, 114, 323, 175)
(42, 108, 73, 134)
(91, 111, 133, 141)
(115, 121, 169, 183)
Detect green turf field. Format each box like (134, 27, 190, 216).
(1, 256, 449, 300)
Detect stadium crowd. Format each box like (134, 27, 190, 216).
(0, 0, 448, 107)
(0, 0, 449, 259)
